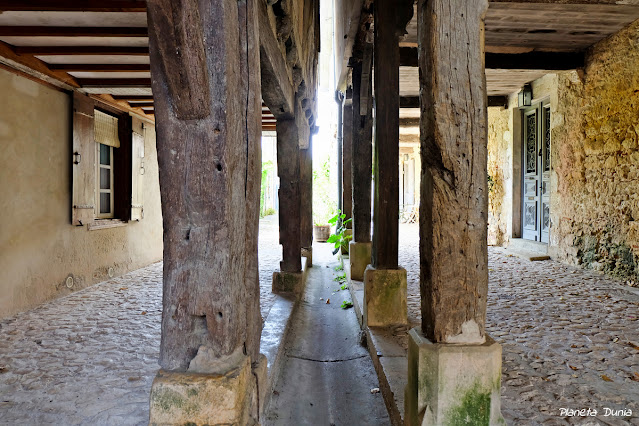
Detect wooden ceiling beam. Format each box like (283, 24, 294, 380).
(0, 27, 147, 37)
(128, 102, 154, 107)
(0, 39, 78, 88)
(13, 46, 149, 56)
(77, 78, 151, 87)
(49, 63, 150, 72)
(400, 46, 585, 70)
(0, 1, 147, 12)
(399, 95, 508, 109)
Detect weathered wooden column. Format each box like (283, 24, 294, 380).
(349, 57, 373, 281)
(405, 1, 504, 424)
(363, 0, 410, 326)
(272, 117, 305, 292)
(147, 0, 264, 423)
(300, 131, 313, 266)
(342, 98, 353, 226)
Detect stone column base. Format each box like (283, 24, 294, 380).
(349, 241, 371, 281)
(150, 354, 266, 425)
(301, 246, 312, 267)
(272, 270, 304, 294)
(405, 328, 505, 426)
(363, 265, 407, 326)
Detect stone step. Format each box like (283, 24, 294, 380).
(508, 238, 549, 254)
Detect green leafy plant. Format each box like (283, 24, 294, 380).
(334, 273, 346, 283)
(260, 161, 274, 218)
(327, 210, 352, 255)
(334, 265, 344, 272)
(341, 301, 353, 309)
(340, 283, 348, 291)
(313, 157, 337, 226)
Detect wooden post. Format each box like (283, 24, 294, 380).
(372, 0, 400, 269)
(418, 0, 489, 344)
(238, 0, 263, 361)
(147, 0, 260, 371)
(300, 133, 313, 254)
(351, 59, 372, 244)
(277, 118, 302, 273)
(342, 100, 353, 225)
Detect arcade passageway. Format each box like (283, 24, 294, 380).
(1, 222, 637, 424)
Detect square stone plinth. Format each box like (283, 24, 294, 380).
(405, 328, 505, 426)
(149, 356, 258, 425)
(363, 265, 407, 326)
(349, 241, 371, 281)
(272, 270, 304, 294)
(301, 246, 313, 267)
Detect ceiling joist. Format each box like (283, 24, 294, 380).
(49, 64, 149, 72)
(13, 46, 149, 56)
(399, 46, 584, 70)
(0, 27, 147, 37)
(0, 1, 147, 12)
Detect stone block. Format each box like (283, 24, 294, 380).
(149, 355, 258, 425)
(405, 328, 505, 426)
(349, 241, 371, 281)
(301, 246, 313, 267)
(363, 265, 407, 327)
(272, 270, 304, 294)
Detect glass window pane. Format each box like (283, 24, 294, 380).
(100, 167, 110, 190)
(100, 193, 111, 214)
(99, 144, 110, 165)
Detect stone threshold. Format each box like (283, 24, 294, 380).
(494, 246, 550, 261)
(345, 259, 410, 426)
(259, 256, 311, 417)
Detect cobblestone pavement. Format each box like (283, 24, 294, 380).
(0, 217, 281, 425)
(400, 223, 639, 425)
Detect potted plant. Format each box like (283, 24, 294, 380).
(312, 156, 337, 242)
(313, 207, 334, 242)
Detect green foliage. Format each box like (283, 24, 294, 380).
(340, 283, 348, 291)
(260, 161, 274, 218)
(334, 273, 346, 283)
(334, 264, 344, 272)
(327, 210, 352, 254)
(313, 157, 337, 225)
(341, 300, 353, 309)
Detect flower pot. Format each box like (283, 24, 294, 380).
(313, 225, 331, 242)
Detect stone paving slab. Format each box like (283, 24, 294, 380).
(399, 223, 639, 425)
(0, 217, 282, 425)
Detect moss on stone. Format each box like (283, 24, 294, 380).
(445, 382, 491, 426)
(152, 388, 200, 416)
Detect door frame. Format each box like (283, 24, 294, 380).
(519, 99, 551, 243)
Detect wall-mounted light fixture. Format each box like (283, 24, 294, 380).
(518, 84, 533, 107)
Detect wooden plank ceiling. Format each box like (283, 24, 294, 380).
(0, 1, 637, 123)
(0, 1, 277, 130)
(400, 1, 639, 97)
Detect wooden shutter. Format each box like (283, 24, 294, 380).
(71, 92, 96, 226)
(130, 117, 145, 221)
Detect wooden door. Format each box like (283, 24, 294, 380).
(522, 103, 550, 243)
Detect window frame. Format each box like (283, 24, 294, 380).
(96, 142, 115, 219)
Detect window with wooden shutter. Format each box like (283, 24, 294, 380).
(71, 92, 142, 226)
(71, 92, 96, 226)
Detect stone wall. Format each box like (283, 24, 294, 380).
(551, 19, 639, 280)
(487, 19, 639, 281)
(487, 107, 510, 246)
(0, 68, 163, 319)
